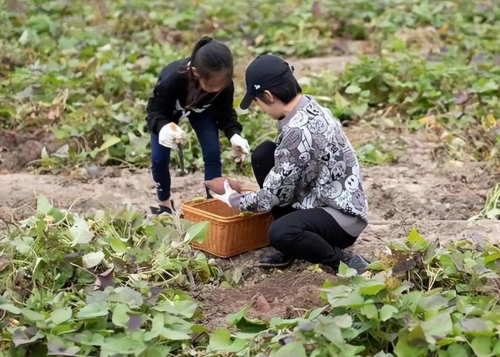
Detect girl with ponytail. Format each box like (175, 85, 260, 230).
(146, 37, 249, 215)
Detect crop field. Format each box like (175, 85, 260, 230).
(1, 0, 500, 356)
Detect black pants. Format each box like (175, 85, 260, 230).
(251, 141, 357, 269)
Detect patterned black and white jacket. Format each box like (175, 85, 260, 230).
(236, 96, 368, 221)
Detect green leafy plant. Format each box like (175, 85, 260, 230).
(475, 183, 500, 220)
(4, 0, 500, 172)
(1, 201, 500, 356)
(355, 142, 395, 166)
(204, 229, 500, 357)
(0, 195, 218, 355)
(0, 286, 203, 357)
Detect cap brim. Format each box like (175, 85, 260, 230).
(240, 92, 255, 110)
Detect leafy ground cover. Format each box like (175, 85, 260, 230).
(207, 231, 500, 357)
(2, 0, 500, 173)
(1, 197, 499, 356)
(0, 195, 216, 356)
(476, 183, 500, 220)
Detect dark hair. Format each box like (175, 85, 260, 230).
(256, 77, 302, 105)
(182, 36, 233, 107)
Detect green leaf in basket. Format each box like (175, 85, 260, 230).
(185, 221, 209, 243)
(239, 211, 253, 218)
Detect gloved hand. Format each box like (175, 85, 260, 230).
(159, 123, 187, 150)
(211, 180, 238, 207)
(230, 134, 250, 162)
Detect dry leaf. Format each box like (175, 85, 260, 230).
(439, 23, 449, 35)
(255, 34, 265, 46)
(485, 114, 497, 128)
(419, 115, 436, 125)
(255, 294, 271, 313)
(312, 1, 322, 18)
(47, 106, 61, 120)
(0, 255, 10, 272)
(52, 89, 69, 106)
(454, 91, 469, 104)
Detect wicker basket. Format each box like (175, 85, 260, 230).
(182, 199, 273, 258)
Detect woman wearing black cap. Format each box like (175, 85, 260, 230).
(146, 37, 250, 215)
(211, 54, 370, 274)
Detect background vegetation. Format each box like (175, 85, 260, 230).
(2, 0, 500, 172)
(1, 0, 500, 356)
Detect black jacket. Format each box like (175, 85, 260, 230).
(146, 58, 242, 139)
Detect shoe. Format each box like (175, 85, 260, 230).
(258, 250, 294, 268)
(150, 205, 174, 215)
(150, 200, 184, 218)
(343, 254, 370, 275)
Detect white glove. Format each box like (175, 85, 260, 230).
(211, 180, 237, 207)
(158, 123, 187, 150)
(230, 134, 250, 162)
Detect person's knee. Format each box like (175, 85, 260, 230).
(203, 152, 221, 167)
(151, 151, 169, 168)
(201, 143, 221, 165)
(268, 222, 283, 249)
(251, 141, 276, 166)
(268, 219, 299, 251)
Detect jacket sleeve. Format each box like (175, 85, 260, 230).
(238, 127, 308, 212)
(146, 74, 178, 135)
(215, 82, 243, 140)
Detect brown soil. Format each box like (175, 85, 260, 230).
(0, 169, 206, 221)
(193, 266, 331, 330)
(234, 53, 361, 82)
(0, 128, 61, 173)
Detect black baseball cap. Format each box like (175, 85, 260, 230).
(240, 55, 296, 110)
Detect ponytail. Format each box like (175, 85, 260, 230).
(188, 36, 213, 67)
(181, 36, 233, 107)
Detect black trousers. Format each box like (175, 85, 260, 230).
(251, 141, 357, 269)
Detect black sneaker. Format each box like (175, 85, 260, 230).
(258, 250, 294, 268)
(343, 254, 370, 275)
(150, 201, 183, 218)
